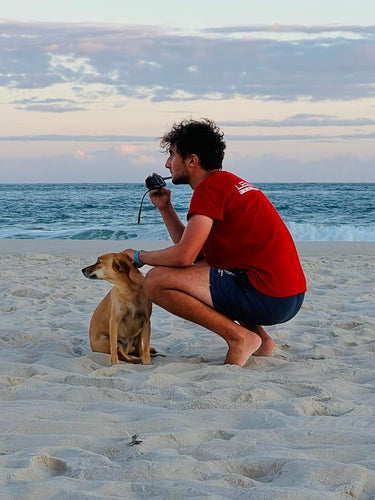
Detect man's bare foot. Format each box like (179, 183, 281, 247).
(238, 323, 276, 357)
(253, 337, 276, 356)
(224, 333, 262, 367)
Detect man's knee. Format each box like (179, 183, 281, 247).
(143, 267, 165, 299)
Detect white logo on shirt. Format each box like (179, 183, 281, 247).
(234, 181, 258, 195)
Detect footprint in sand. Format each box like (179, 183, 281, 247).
(9, 454, 68, 483)
(32, 455, 68, 477)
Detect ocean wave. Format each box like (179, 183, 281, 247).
(0, 225, 170, 241)
(287, 222, 375, 242)
(1, 222, 374, 241)
(70, 229, 136, 240)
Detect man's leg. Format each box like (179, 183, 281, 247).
(238, 323, 276, 356)
(143, 265, 261, 366)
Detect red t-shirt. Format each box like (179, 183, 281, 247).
(187, 171, 306, 297)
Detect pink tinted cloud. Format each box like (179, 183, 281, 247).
(73, 149, 92, 159)
(118, 144, 138, 154)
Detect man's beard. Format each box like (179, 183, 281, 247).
(172, 174, 189, 185)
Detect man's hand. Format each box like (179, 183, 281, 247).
(149, 186, 171, 211)
(124, 249, 145, 268)
(123, 248, 136, 262)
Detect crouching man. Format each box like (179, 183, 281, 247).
(125, 119, 306, 366)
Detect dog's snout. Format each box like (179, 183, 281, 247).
(82, 267, 96, 279)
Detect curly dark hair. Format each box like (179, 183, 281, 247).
(160, 118, 226, 171)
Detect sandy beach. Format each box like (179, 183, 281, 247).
(1, 239, 375, 499)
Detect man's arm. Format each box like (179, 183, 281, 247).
(149, 187, 185, 243)
(125, 214, 213, 267)
(158, 201, 186, 244)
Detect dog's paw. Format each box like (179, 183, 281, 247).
(110, 356, 119, 365)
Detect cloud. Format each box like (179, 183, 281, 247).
(0, 143, 162, 183)
(73, 149, 92, 159)
(1, 147, 374, 183)
(0, 134, 155, 142)
(1, 21, 375, 104)
(13, 96, 86, 112)
(229, 152, 375, 183)
(220, 114, 375, 127)
(117, 144, 139, 154)
(16, 104, 87, 113)
(2, 128, 375, 143)
(204, 24, 375, 36)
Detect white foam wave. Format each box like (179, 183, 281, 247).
(287, 222, 375, 242)
(1, 222, 374, 242)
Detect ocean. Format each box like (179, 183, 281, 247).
(0, 183, 374, 241)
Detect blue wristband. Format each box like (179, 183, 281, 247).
(134, 250, 144, 267)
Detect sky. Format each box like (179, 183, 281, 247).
(1, 0, 375, 183)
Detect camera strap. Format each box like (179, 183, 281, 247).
(137, 175, 172, 224)
(137, 189, 151, 224)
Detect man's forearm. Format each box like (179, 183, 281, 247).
(159, 204, 185, 243)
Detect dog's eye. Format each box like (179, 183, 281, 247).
(96, 259, 101, 264)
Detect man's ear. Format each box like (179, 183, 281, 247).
(188, 153, 199, 167)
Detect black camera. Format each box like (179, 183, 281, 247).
(137, 173, 172, 223)
(145, 173, 171, 190)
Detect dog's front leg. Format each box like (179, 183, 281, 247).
(109, 315, 119, 365)
(141, 320, 151, 365)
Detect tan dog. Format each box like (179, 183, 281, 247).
(82, 252, 152, 365)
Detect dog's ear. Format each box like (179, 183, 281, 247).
(112, 257, 130, 275)
(118, 252, 144, 285)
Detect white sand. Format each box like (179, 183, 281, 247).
(1, 240, 375, 499)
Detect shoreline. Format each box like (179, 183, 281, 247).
(0, 239, 374, 257)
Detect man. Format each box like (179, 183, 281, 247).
(125, 119, 306, 367)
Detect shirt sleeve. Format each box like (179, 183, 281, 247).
(187, 181, 228, 221)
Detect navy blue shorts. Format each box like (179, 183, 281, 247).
(209, 268, 304, 325)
